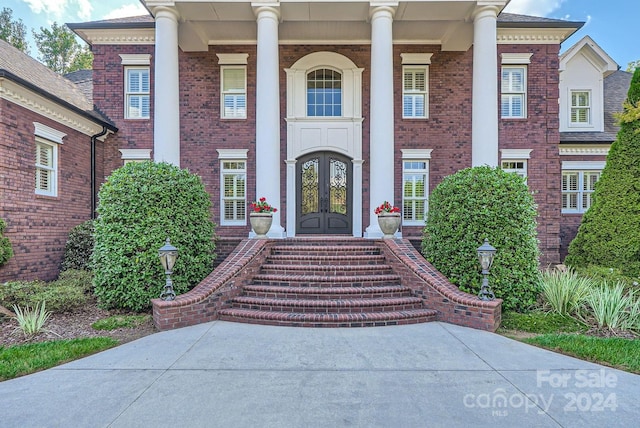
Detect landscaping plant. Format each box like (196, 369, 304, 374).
(12, 302, 51, 336)
(566, 68, 640, 277)
(538, 269, 594, 316)
(0, 217, 13, 266)
(585, 282, 637, 332)
(422, 166, 540, 311)
(92, 161, 216, 311)
(60, 220, 94, 271)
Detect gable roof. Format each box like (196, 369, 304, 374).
(0, 39, 116, 130)
(560, 70, 633, 143)
(560, 35, 619, 75)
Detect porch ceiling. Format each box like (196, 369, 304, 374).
(149, 0, 494, 51)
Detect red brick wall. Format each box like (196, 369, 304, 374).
(93, 42, 563, 264)
(91, 44, 155, 179)
(0, 100, 98, 281)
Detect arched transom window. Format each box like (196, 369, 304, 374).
(307, 69, 342, 117)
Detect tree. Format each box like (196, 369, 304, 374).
(0, 217, 13, 267)
(422, 167, 540, 312)
(0, 7, 29, 53)
(33, 22, 92, 74)
(627, 60, 640, 72)
(565, 68, 640, 277)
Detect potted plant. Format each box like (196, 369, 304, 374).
(374, 201, 401, 239)
(250, 197, 277, 238)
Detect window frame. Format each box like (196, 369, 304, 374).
(306, 67, 343, 118)
(501, 160, 527, 179)
(501, 65, 527, 119)
(218, 149, 248, 226)
(402, 65, 428, 119)
(561, 161, 604, 214)
(124, 66, 150, 120)
(401, 149, 432, 226)
(35, 137, 57, 197)
(221, 65, 248, 119)
(569, 90, 592, 127)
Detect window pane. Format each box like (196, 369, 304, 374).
(307, 69, 342, 117)
(223, 68, 245, 91)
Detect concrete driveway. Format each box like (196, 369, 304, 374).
(1, 321, 638, 427)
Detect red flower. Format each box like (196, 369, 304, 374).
(374, 201, 400, 215)
(250, 197, 278, 213)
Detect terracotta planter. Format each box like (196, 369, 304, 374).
(250, 212, 273, 238)
(377, 212, 401, 239)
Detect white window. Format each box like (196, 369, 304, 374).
(501, 160, 527, 179)
(401, 149, 432, 225)
(562, 171, 600, 213)
(125, 67, 150, 119)
(33, 122, 64, 197)
(403, 67, 427, 118)
(307, 68, 342, 117)
(221, 66, 247, 119)
(119, 149, 151, 165)
(400, 53, 432, 119)
(501, 66, 526, 118)
(35, 139, 57, 196)
(218, 149, 248, 225)
(570, 90, 591, 125)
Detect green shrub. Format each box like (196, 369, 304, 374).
(55, 269, 94, 294)
(500, 311, 586, 334)
(566, 69, 640, 277)
(61, 220, 94, 271)
(92, 161, 216, 311)
(0, 218, 13, 266)
(539, 269, 594, 316)
(92, 314, 151, 331)
(574, 265, 639, 290)
(422, 166, 540, 311)
(0, 281, 46, 309)
(0, 275, 89, 313)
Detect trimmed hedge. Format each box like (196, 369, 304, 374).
(565, 68, 640, 277)
(0, 217, 13, 266)
(92, 162, 216, 311)
(422, 166, 540, 312)
(61, 220, 94, 271)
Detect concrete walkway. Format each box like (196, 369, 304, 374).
(1, 321, 638, 427)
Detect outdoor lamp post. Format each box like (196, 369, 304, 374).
(477, 238, 496, 301)
(159, 238, 178, 301)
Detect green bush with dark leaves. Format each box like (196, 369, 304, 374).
(422, 166, 540, 311)
(565, 68, 640, 277)
(92, 161, 216, 311)
(0, 217, 13, 266)
(61, 220, 95, 271)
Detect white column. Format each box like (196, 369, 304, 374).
(472, 6, 500, 167)
(366, 6, 396, 238)
(254, 6, 284, 237)
(153, 7, 180, 166)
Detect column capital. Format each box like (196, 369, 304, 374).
(472, 4, 500, 21)
(252, 4, 281, 21)
(150, 5, 180, 21)
(369, 4, 397, 21)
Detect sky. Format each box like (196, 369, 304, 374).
(4, 0, 639, 69)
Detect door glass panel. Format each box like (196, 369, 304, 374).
(301, 158, 319, 215)
(329, 158, 347, 215)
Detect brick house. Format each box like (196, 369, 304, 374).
(67, 0, 585, 269)
(0, 39, 117, 282)
(557, 36, 632, 260)
(5, 1, 603, 284)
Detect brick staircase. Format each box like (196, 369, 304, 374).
(217, 240, 437, 327)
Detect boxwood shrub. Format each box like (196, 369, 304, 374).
(92, 162, 216, 311)
(422, 166, 540, 312)
(61, 220, 95, 271)
(0, 217, 13, 266)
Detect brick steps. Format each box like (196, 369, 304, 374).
(219, 240, 437, 327)
(243, 284, 413, 299)
(218, 308, 438, 327)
